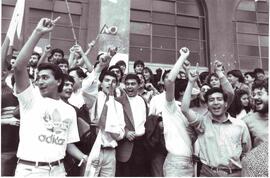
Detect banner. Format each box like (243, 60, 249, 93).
(6, 0, 25, 47)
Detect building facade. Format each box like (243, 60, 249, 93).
(2, 0, 268, 72)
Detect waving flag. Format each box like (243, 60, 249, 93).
(6, 0, 25, 47)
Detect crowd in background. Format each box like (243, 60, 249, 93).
(1, 17, 268, 177)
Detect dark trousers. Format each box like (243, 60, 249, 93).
(1, 152, 17, 176)
(116, 139, 150, 177)
(150, 152, 166, 177)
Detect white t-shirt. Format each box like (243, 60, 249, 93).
(68, 89, 85, 108)
(15, 85, 79, 162)
(162, 99, 193, 156)
(149, 92, 165, 116)
(127, 95, 146, 136)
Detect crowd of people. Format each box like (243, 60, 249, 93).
(1, 17, 268, 177)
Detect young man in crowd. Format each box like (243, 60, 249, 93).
(181, 49, 252, 176)
(13, 17, 87, 177)
(227, 69, 250, 93)
(133, 60, 145, 74)
(244, 71, 256, 90)
(243, 80, 268, 148)
(161, 47, 196, 177)
(55, 58, 69, 74)
(253, 68, 266, 81)
(115, 73, 150, 177)
(28, 52, 41, 80)
(83, 70, 125, 177)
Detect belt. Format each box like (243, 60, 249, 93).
(101, 145, 115, 150)
(202, 163, 241, 174)
(17, 159, 64, 167)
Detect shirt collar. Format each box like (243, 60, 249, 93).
(209, 112, 235, 124)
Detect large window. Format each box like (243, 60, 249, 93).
(235, 0, 269, 71)
(129, 0, 208, 67)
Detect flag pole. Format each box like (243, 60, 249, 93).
(64, 0, 78, 45)
(48, 0, 56, 44)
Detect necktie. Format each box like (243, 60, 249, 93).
(98, 95, 109, 129)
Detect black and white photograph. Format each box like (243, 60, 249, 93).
(1, 0, 269, 177)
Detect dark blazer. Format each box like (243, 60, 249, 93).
(115, 93, 148, 162)
(115, 93, 135, 162)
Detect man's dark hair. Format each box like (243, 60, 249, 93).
(32, 52, 41, 60)
(124, 73, 140, 84)
(199, 71, 209, 85)
(50, 48, 64, 58)
(227, 70, 245, 83)
(55, 58, 69, 66)
(37, 63, 64, 92)
(174, 79, 188, 100)
(109, 65, 123, 79)
(162, 70, 171, 81)
(115, 60, 126, 67)
(62, 74, 75, 84)
(133, 60, 145, 69)
(252, 80, 268, 93)
(99, 70, 118, 84)
(204, 87, 228, 103)
(206, 73, 219, 86)
(68, 67, 87, 79)
(244, 71, 256, 79)
(253, 68, 265, 75)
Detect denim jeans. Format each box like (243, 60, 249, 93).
(163, 153, 194, 177)
(94, 148, 116, 177)
(15, 162, 66, 177)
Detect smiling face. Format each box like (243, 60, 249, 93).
(36, 69, 60, 98)
(134, 64, 144, 74)
(252, 87, 268, 113)
(240, 93, 249, 107)
(143, 69, 151, 81)
(60, 80, 74, 100)
(207, 92, 227, 117)
(125, 78, 139, 97)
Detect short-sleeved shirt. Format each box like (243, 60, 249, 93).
(243, 112, 268, 148)
(162, 99, 193, 156)
(191, 112, 251, 169)
(15, 85, 79, 162)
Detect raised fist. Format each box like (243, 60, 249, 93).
(35, 17, 60, 35)
(44, 44, 52, 54)
(179, 47, 190, 57)
(214, 60, 223, 72)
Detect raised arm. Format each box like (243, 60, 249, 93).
(37, 44, 51, 66)
(68, 45, 76, 68)
(181, 63, 200, 123)
(165, 47, 190, 102)
(74, 44, 93, 72)
(1, 36, 11, 70)
(84, 40, 96, 56)
(214, 60, 234, 107)
(14, 17, 58, 94)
